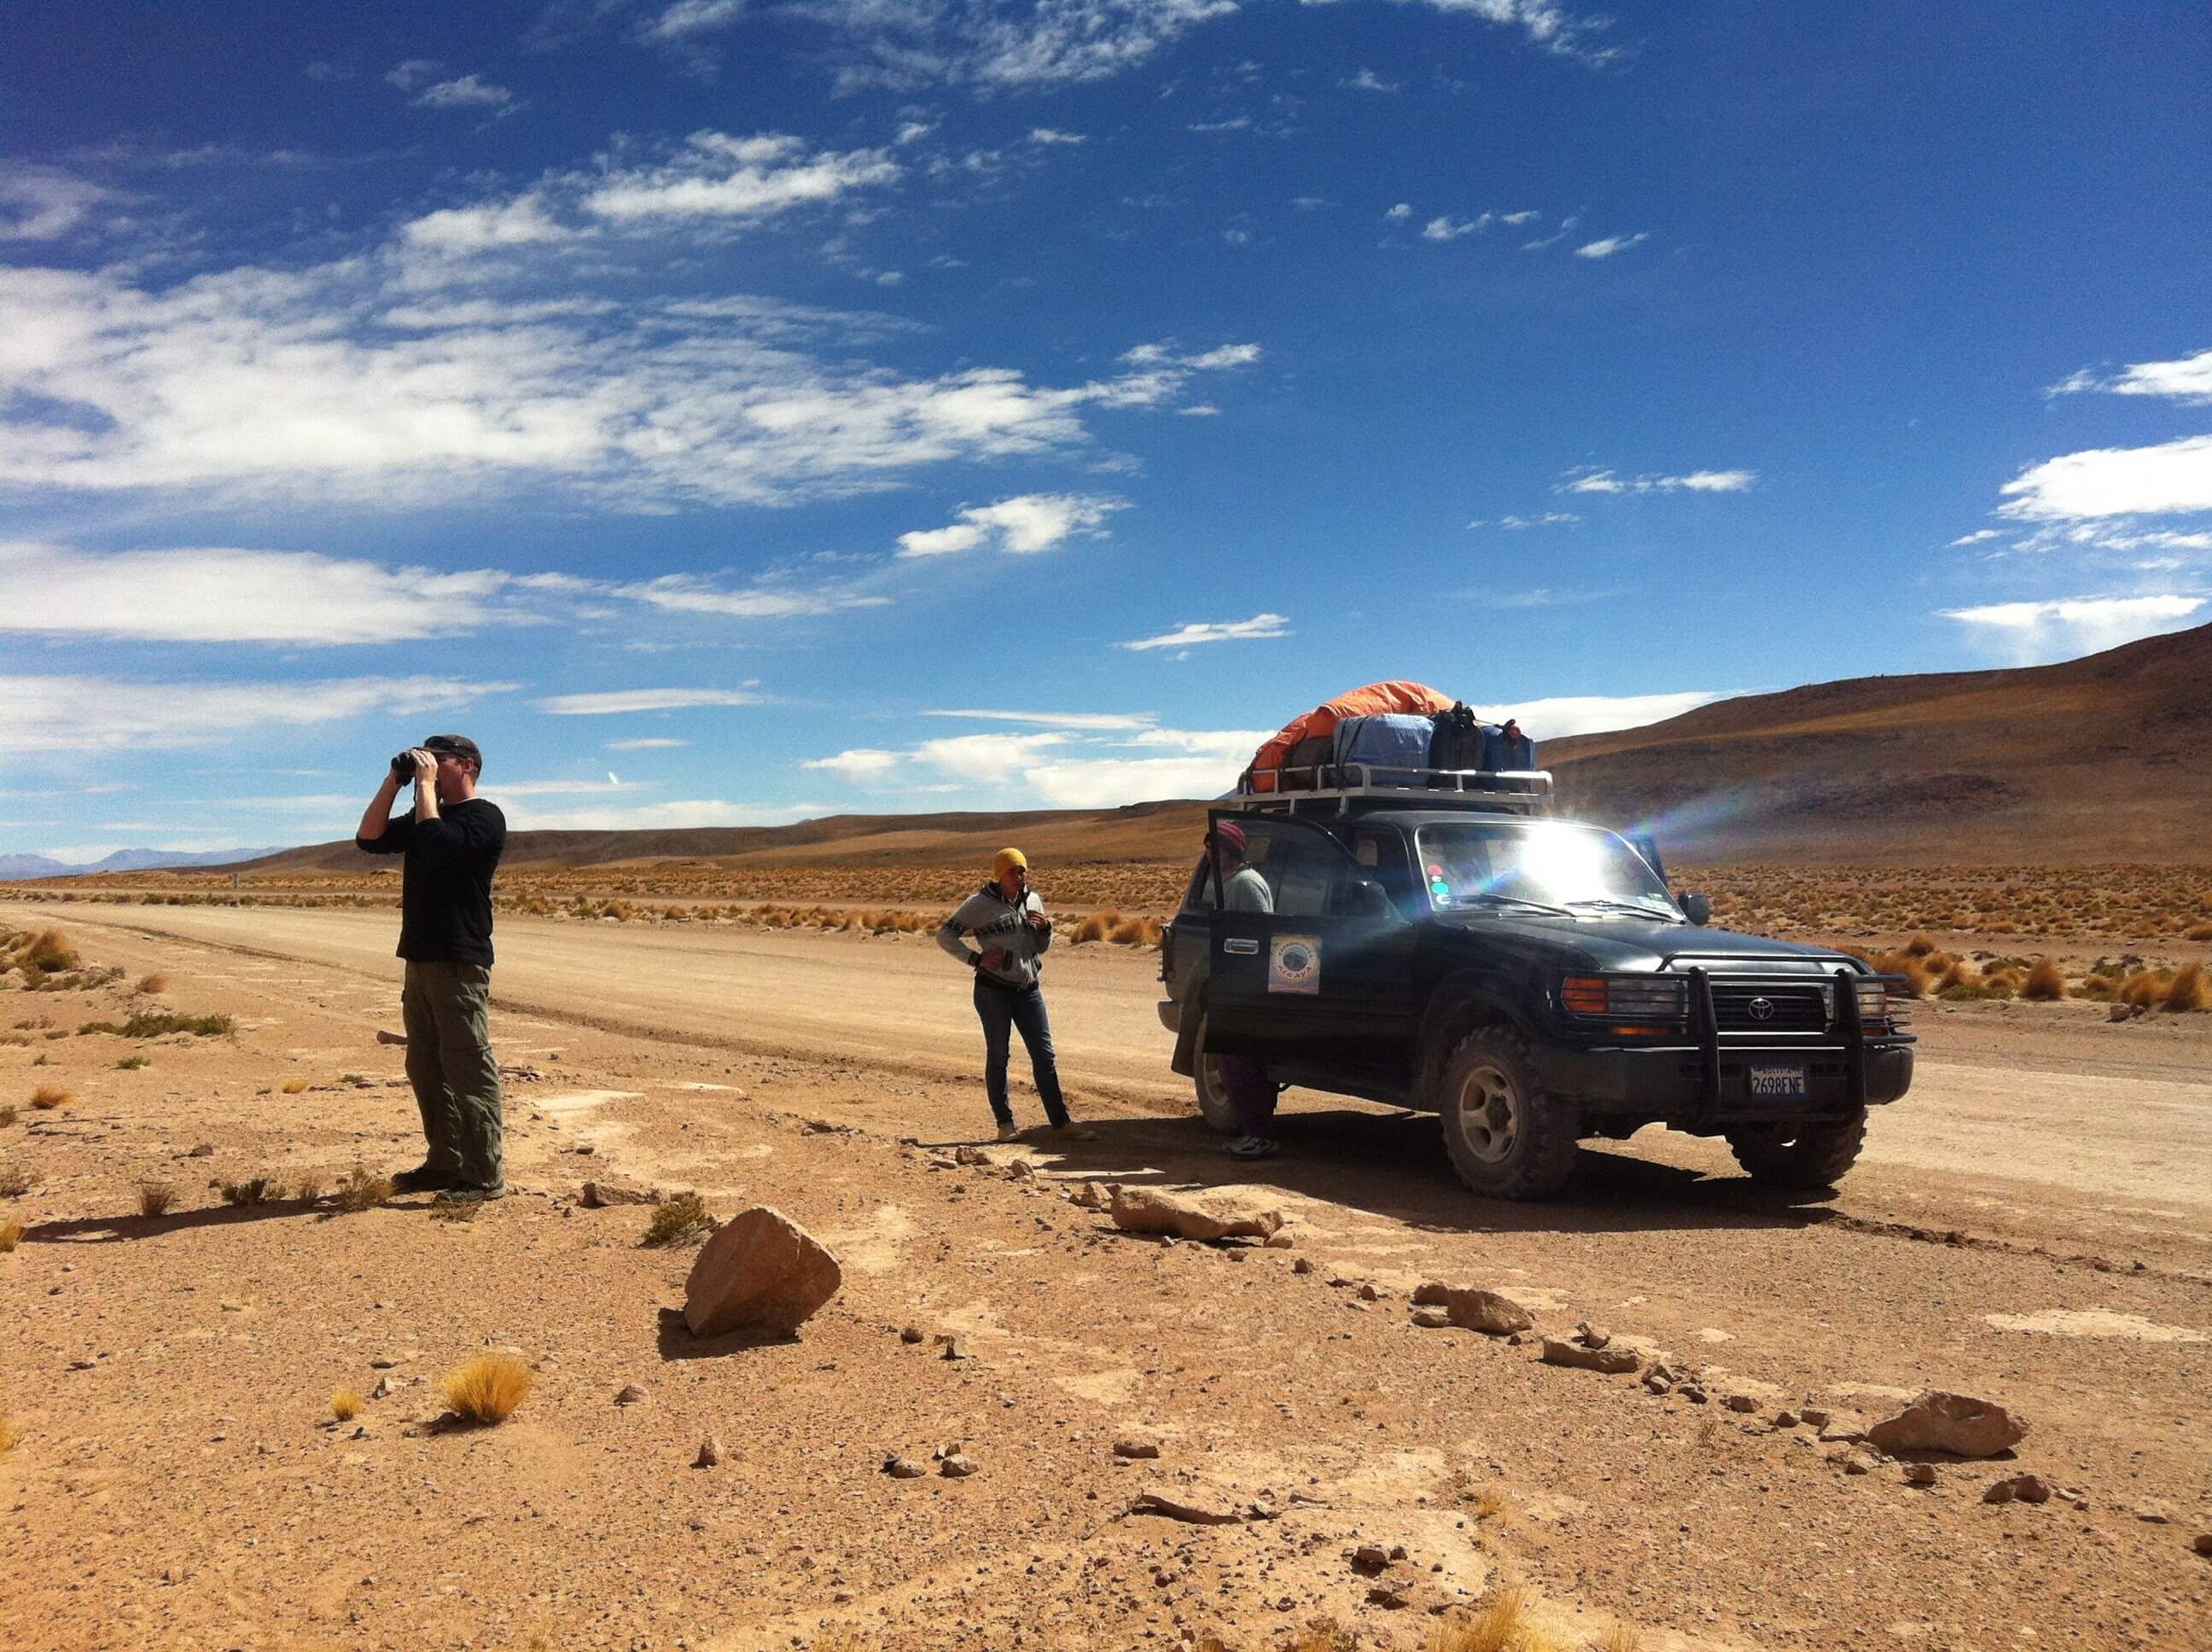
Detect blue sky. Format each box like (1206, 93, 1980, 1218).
(2, 2, 2207, 861)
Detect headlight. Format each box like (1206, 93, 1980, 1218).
(1561, 975, 1687, 1024)
(1855, 978, 1908, 1031)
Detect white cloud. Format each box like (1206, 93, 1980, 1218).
(1466, 692, 1734, 737)
(1499, 209, 1540, 225)
(606, 737, 690, 749)
(1385, 202, 1412, 220)
(532, 689, 763, 715)
(639, 0, 748, 43)
(581, 133, 899, 225)
(414, 75, 516, 110)
(612, 573, 888, 618)
(804, 718, 1271, 807)
(1119, 613, 1290, 651)
(2047, 346, 2212, 406)
(1950, 528, 2005, 546)
(402, 195, 568, 253)
(1939, 595, 2207, 663)
(0, 675, 505, 753)
(501, 798, 824, 830)
(801, 747, 905, 777)
(487, 777, 653, 796)
(896, 492, 1126, 557)
(1028, 127, 1086, 145)
(1470, 512, 1580, 530)
(920, 709, 1156, 730)
(1996, 435, 2212, 522)
(1347, 68, 1400, 92)
(915, 731, 1073, 771)
(1188, 117, 1252, 133)
(0, 542, 538, 644)
(1575, 232, 1649, 259)
(385, 60, 442, 92)
(1558, 466, 1755, 496)
(1521, 220, 1573, 252)
(895, 121, 935, 145)
(1422, 213, 1490, 241)
(0, 164, 117, 241)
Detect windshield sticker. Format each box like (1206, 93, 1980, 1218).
(1269, 934, 1322, 995)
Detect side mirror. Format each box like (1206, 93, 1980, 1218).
(1681, 892, 1712, 927)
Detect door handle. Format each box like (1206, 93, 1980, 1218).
(1223, 939, 1260, 955)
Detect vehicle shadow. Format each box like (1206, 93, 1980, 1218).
(21, 1191, 450, 1244)
(1027, 1104, 1837, 1238)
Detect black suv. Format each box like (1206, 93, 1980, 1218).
(1159, 779, 1913, 1200)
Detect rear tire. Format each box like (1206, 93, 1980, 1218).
(1190, 1012, 1242, 1136)
(1725, 1107, 1867, 1190)
(1438, 1026, 1580, 1201)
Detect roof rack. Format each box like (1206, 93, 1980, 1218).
(1228, 763, 1556, 818)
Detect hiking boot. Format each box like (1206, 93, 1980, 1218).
(1048, 1123, 1097, 1142)
(439, 1181, 507, 1202)
(996, 1122, 1022, 1143)
(1226, 1134, 1278, 1159)
(391, 1164, 462, 1194)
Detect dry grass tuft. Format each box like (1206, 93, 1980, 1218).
(137, 1181, 178, 1218)
(280, 1078, 307, 1095)
(1280, 1622, 1358, 1652)
(333, 1165, 395, 1213)
(643, 1191, 710, 1248)
(2163, 960, 2209, 1013)
(2021, 957, 2066, 1000)
(0, 1168, 28, 1199)
(1429, 1587, 1563, 1652)
(10, 928, 80, 973)
(114, 1055, 149, 1070)
(329, 1388, 363, 1422)
(0, 1216, 24, 1248)
(0, 1414, 16, 1453)
(0, 1106, 15, 1127)
(134, 973, 171, 995)
(291, 1171, 327, 1202)
(219, 1176, 278, 1207)
(1588, 1626, 1643, 1652)
(440, 1353, 533, 1425)
(1107, 914, 1152, 945)
(2120, 969, 2168, 1010)
(1903, 932, 1937, 957)
(29, 1083, 72, 1110)
(1072, 909, 1119, 944)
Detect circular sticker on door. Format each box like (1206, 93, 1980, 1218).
(1269, 934, 1321, 995)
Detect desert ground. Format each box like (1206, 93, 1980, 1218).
(3, 896, 2209, 1652)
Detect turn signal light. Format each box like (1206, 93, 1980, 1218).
(1562, 976, 1609, 1014)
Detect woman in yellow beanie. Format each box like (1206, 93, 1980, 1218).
(935, 848, 1094, 1143)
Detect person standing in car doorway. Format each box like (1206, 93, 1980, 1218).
(1211, 821, 1281, 1160)
(937, 848, 1096, 1144)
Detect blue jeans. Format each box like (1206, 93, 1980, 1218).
(973, 978, 1070, 1130)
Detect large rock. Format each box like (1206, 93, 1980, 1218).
(1411, 1283, 1534, 1336)
(1109, 1186, 1284, 1243)
(682, 1206, 842, 1337)
(1866, 1391, 2027, 1458)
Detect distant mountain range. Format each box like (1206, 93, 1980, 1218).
(0, 846, 288, 881)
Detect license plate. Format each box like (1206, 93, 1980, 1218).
(1747, 1063, 1808, 1102)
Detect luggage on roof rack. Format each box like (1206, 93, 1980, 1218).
(1243, 681, 1454, 794)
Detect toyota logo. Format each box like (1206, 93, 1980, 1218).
(1747, 997, 1776, 1021)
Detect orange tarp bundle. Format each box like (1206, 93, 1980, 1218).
(1244, 680, 1454, 792)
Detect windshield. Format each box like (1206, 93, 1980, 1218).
(1414, 821, 1676, 916)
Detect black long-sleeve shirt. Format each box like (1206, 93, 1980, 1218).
(356, 799, 506, 966)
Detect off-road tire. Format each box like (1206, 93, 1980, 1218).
(1190, 1012, 1242, 1135)
(1724, 1107, 1867, 1190)
(1437, 1026, 1580, 1201)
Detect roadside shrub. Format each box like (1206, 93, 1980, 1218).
(115, 1056, 148, 1071)
(135, 973, 171, 995)
(280, 1079, 307, 1094)
(29, 1084, 71, 1110)
(0, 1216, 23, 1248)
(1107, 915, 1150, 945)
(1072, 910, 1117, 944)
(333, 1165, 395, 1213)
(329, 1388, 363, 1422)
(440, 1354, 533, 1425)
(2163, 960, 2209, 1013)
(1431, 1585, 1543, 1652)
(1903, 933, 1937, 957)
(643, 1192, 709, 1248)
(137, 1181, 178, 1217)
(291, 1171, 327, 1201)
(219, 1176, 278, 1207)
(0, 1167, 27, 1198)
(0, 1106, 15, 1127)
(2119, 969, 2168, 1010)
(2186, 922, 2212, 943)
(76, 1011, 233, 1039)
(2021, 958, 2067, 1001)
(13, 929, 79, 973)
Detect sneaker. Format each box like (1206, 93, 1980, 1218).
(439, 1182, 507, 1202)
(1226, 1134, 1278, 1159)
(996, 1123, 1021, 1143)
(1049, 1123, 1097, 1142)
(391, 1164, 461, 1194)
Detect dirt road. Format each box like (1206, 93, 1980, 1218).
(5, 899, 2209, 1652)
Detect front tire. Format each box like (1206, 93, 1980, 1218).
(1725, 1107, 1867, 1190)
(1190, 1012, 1242, 1135)
(1438, 1027, 1580, 1200)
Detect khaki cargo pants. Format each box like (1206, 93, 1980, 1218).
(400, 960, 504, 1187)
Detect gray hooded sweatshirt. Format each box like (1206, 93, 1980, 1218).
(937, 883, 1053, 991)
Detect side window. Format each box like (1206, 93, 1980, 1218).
(1241, 822, 1345, 919)
(1354, 830, 1419, 916)
(1180, 852, 1211, 913)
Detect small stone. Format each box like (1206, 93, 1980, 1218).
(940, 1453, 979, 1478)
(1984, 1474, 2052, 1505)
(954, 1145, 991, 1166)
(1816, 1413, 1870, 1445)
(1109, 1185, 1284, 1242)
(578, 1178, 662, 1208)
(1410, 1283, 1533, 1336)
(1724, 1394, 1759, 1415)
(1679, 1384, 1708, 1405)
(1540, 1337, 1639, 1375)
(369, 1357, 399, 1370)
(188, 1143, 213, 1157)
(1069, 1182, 1109, 1209)
(938, 1335, 971, 1362)
(1645, 1378, 1673, 1397)
(693, 1438, 724, 1469)
(375, 1027, 407, 1046)
(1112, 1434, 1161, 1461)
(1773, 1410, 1801, 1428)
(1132, 1490, 1244, 1526)
(370, 1376, 398, 1400)
(884, 1455, 928, 1479)
(682, 1205, 843, 1337)
(1006, 1159, 1036, 1181)
(1291, 1258, 1313, 1276)
(1800, 1407, 1831, 1428)
(1573, 1322, 1610, 1349)
(2128, 1502, 2172, 1525)
(1905, 1463, 1938, 1486)
(1357, 1283, 1384, 1302)
(1264, 1232, 1295, 1249)
(1840, 1452, 1874, 1476)
(1353, 1544, 1390, 1569)
(899, 1325, 923, 1344)
(2192, 1533, 2212, 1556)
(615, 1383, 649, 1406)
(1410, 1306, 1452, 1329)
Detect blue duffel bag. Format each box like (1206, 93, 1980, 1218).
(1332, 713, 1437, 784)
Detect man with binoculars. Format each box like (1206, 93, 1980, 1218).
(355, 735, 509, 1200)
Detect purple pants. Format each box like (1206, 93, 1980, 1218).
(1217, 1054, 1277, 1138)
